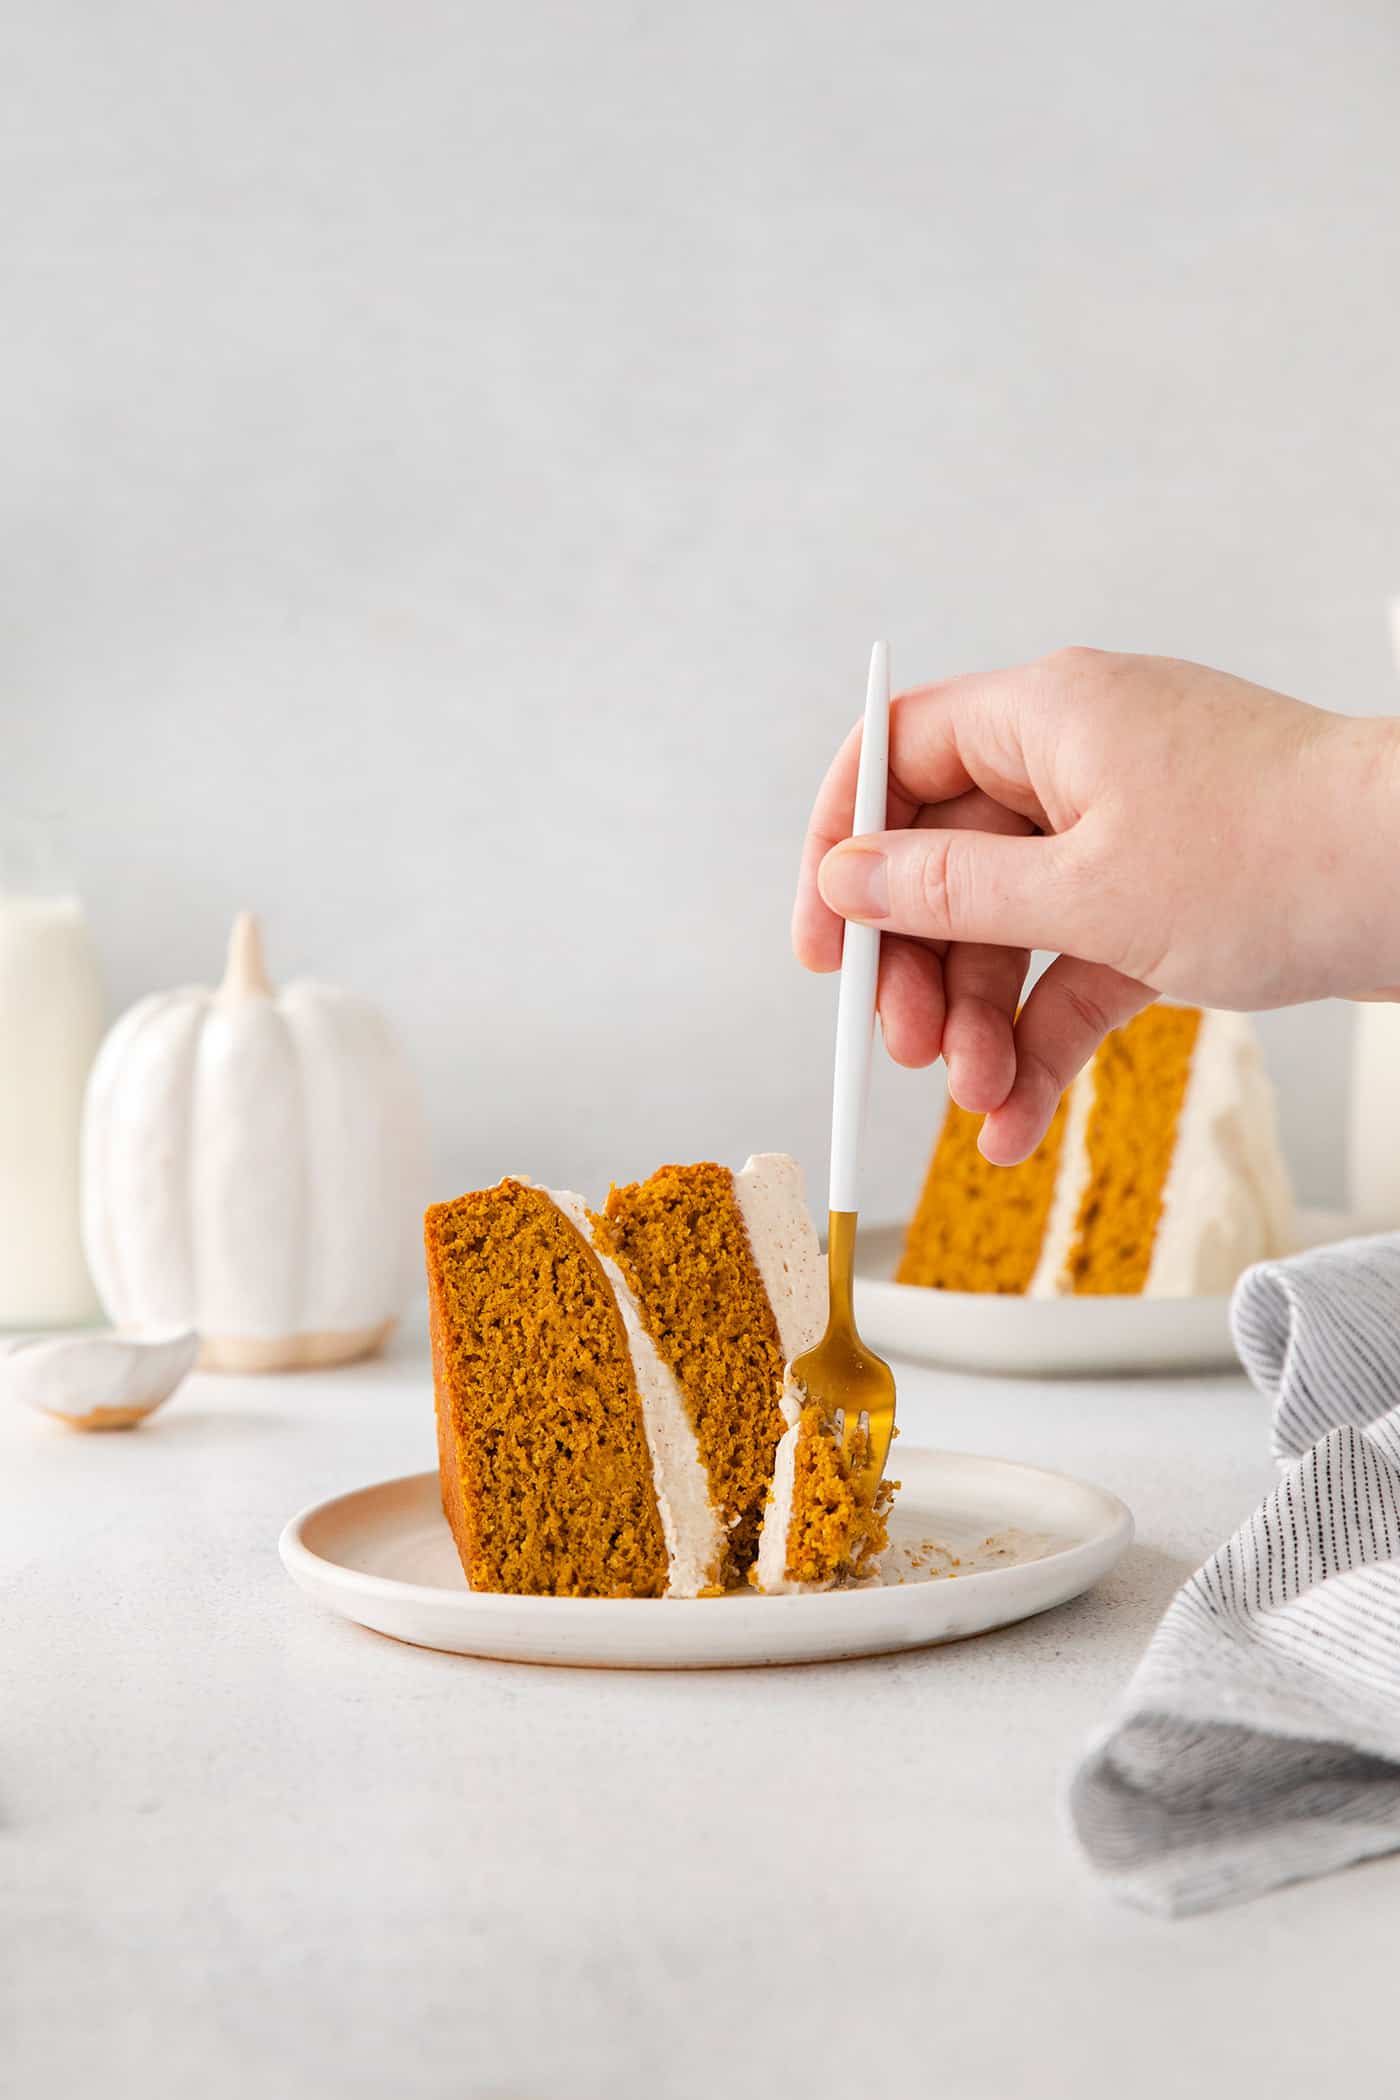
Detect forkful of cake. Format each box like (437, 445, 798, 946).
(787, 643, 898, 1522)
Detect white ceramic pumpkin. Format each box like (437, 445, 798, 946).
(81, 913, 426, 1372)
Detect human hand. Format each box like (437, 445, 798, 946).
(794, 648, 1399, 1164)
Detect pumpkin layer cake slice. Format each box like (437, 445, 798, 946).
(424, 1154, 874, 1598)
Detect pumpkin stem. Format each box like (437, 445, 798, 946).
(220, 912, 273, 1001)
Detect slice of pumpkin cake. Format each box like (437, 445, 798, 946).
(427, 1154, 896, 1598)
(425, 1178, 724, 1597)
(897, 1005, 1294, 1297)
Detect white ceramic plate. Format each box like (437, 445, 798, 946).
(278, 1448, 1132, 1670)
(854, 1208, 1358, 1378)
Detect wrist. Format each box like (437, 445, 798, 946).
(1317, 712, 1400, 999)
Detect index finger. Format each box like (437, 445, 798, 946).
(791, 687, 969, 972)
(792, 669, 1058, 971)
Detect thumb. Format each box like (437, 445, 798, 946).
(817, 826, 1093, 956)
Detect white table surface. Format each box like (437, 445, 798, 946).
(4, 1325, 1396, 2100)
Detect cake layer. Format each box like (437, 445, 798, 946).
(600, 1152, 824, 1583)
(896, 1093, 1070, 1292)
(425, 1178, 721, 1598)
(1062, 1004, 1202, 1294)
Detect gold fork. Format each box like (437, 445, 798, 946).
(789, 641, 897, 1487)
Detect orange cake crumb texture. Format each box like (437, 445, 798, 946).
(1064, 1003, 1202, 1293)
(897, 1003, 1205, 1297)
(896, 1093, 1069, 1291)
(782, 1403, 893, 1587)
(600, 1163, 786, 1583)
(424, 1180, 669, 1598)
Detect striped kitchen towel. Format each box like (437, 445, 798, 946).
(1069, 1233, 1400, 1916)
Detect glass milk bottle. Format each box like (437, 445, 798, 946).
(1348, 598, 1400, 1232)
(1350, 1001, 1400, 1231)
(0, 821, 104, 1326)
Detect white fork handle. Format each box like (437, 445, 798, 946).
(829, 641, 890, 1214)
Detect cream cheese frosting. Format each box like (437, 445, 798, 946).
(753, 1402, 805, 1594)
(730, 1152, 826, 1362)
(733, 1153, 833, 1595)
(1027, 1065, 1096, 1299)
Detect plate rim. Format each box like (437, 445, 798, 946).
(854, 1221, 1231, 1312)
(278, 1448, 1135, 1616)
(854, 1205, 1357, 1311)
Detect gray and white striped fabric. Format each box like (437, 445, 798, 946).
(1070, 1234, 1400, 1916)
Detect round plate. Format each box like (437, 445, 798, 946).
(854, 1209, 1356, 1377)
(278, 1449, 1133, 1670)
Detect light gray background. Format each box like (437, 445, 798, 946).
(9, 0, 1400, 1216)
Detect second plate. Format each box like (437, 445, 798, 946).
(854, 1209, 1357, 1377)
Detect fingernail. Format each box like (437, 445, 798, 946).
(977, 1120, 1009, 1165)
(819, 845, 890, 922)
(978, 1115, 1028, 1167)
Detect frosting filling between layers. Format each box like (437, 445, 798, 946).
(753, 1394, 804, 1593)
(733, 1156, 837, 1593)
(1028, 1066, 1097, 1297)
(542, 1186, 724, 1597)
